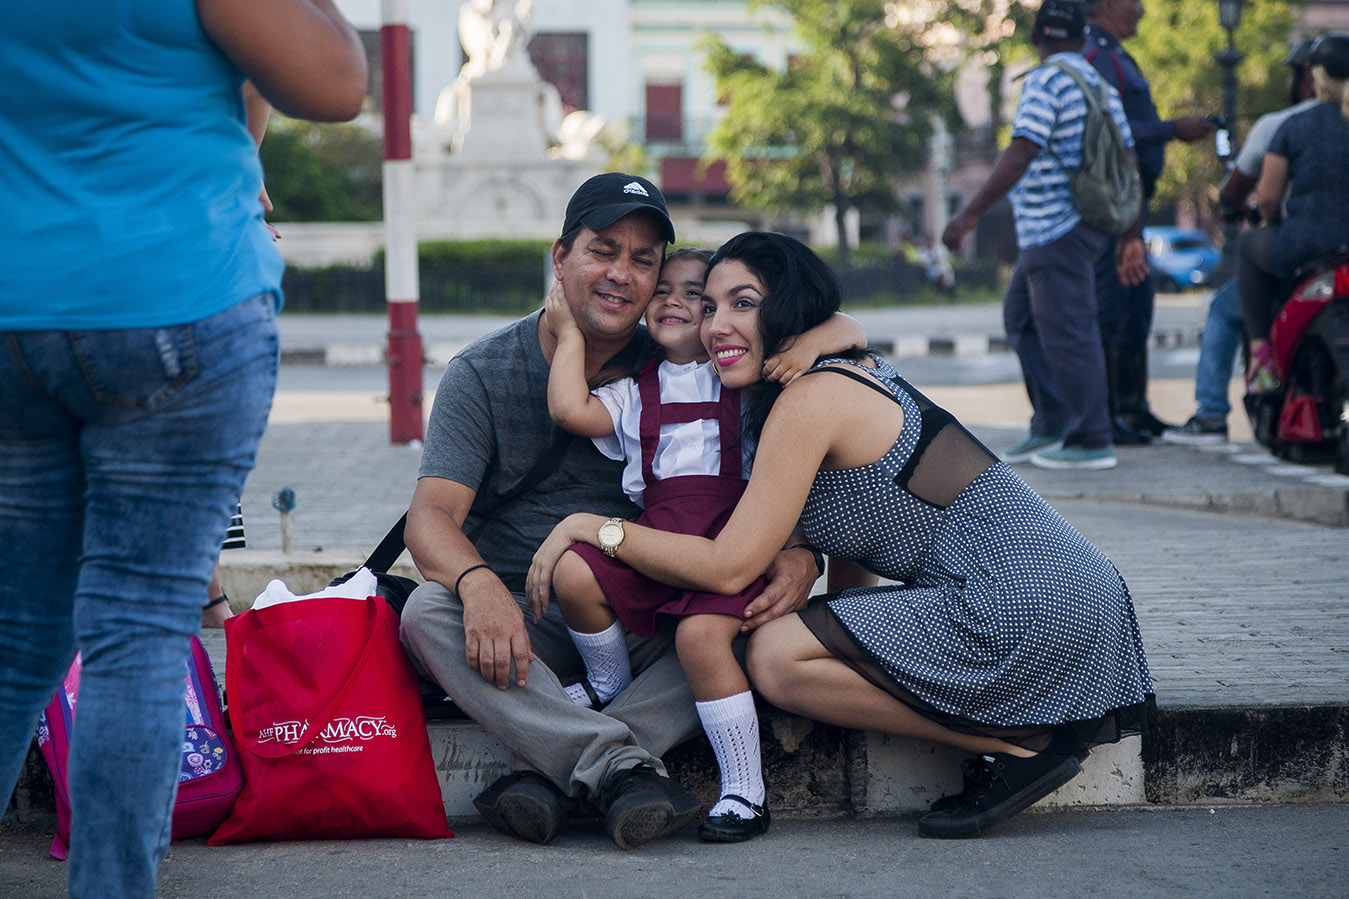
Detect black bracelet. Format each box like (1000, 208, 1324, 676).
(788, 543, 825, 578)
(454, 563, 493, 597)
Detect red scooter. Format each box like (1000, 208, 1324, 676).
(1243, 251, 1349, 474)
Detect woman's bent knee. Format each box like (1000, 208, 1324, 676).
(745, 618, 797, 703)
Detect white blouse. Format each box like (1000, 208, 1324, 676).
(593, 358, 753, 507)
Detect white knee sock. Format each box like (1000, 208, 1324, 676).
(696, 690, 764, 819)
(568, 620, 631, 703)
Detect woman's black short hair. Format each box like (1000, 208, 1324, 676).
(707, 232, 845, 443)
(707, 231, 841, 363)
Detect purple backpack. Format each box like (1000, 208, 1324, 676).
(35, 635, 243, 859)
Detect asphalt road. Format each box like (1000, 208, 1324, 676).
(3, 804, 1345, 898)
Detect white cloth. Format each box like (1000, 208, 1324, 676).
(250, 566, 379, 610)
(592, 359, 753, 507)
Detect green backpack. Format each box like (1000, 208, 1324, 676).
(1046, 60, 1142, 236)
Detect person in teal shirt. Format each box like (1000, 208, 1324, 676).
(0, 3, 366, 896)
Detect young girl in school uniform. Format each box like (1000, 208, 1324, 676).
(533, 247, 862, 842)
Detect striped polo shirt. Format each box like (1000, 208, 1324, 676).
(1009, 52, 1134, 250)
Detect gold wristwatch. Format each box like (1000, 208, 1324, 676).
(597, 517, 625, 558)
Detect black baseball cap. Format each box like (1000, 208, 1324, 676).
(561, 172, 676, 244)
(1033, 0, 1087, 42)
(1310, 33, 1349, 79)
(1284, 37, 1317, 69)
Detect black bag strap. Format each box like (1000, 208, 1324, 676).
(361, 429, 575, 573)
(363, 512, 410, 574)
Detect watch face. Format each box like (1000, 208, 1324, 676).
(599, 521, 623, 547)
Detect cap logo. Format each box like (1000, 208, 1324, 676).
(622, 181, 650, 197)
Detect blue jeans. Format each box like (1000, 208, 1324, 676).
(0, 294, 278, 899)
(1194, 279, 1243, 420)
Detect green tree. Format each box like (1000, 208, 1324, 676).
(1121, 0, 1300, 222)
(703, 0, 948, 267)
(928, 0, 1039, 143)
(259, 116, 384, 222)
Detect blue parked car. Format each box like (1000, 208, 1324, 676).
(1143, 226, 1223, 291)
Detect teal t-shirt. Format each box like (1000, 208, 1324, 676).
(0, 0, 284, 330)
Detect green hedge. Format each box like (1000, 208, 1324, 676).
(283, 240, 554, 314)
(280, 239, 1003, 314)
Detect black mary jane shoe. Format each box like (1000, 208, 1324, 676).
(697, 794, 770, 843)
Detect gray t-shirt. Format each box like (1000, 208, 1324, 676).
(420, 310, 649, 593)
(1233, 99, 1317, 178)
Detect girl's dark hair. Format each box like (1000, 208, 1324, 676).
(706, 231, 848, 443)
(663, 245, 714, 267)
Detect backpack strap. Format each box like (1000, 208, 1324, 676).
(1041, 60, 1106, 172)
(1085, 45, 1126, 93)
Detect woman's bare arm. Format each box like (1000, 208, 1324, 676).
(197, 0, 367, 122)
(526, 366, 903, 607)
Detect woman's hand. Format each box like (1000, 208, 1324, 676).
(526, 513, 601, 621)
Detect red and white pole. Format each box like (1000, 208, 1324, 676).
(381, 0, 423, 444)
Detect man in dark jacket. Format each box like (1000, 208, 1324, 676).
(1085, 0, 1216, 443)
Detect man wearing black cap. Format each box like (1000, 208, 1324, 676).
(1084, 0, 1217, 444)
(944, 0, 1144, 470)
(398, 173, 819, 849)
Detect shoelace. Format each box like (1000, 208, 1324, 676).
(953, 755, 1005, 809)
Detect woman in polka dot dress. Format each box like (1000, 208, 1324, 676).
(527, 231, 1155, 839)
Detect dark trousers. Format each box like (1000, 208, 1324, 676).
(1237, 226, 1283, 338)
(1004, 222, 1113, 449)
(1095, 236, 1157, 347)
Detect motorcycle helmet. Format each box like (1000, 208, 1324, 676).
(1309, 33, 1349, 79)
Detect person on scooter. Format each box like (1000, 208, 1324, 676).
(1238, 33, 1349, 393)
(1161, 38, 1319, 444)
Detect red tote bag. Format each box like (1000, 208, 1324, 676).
(209, 596, 451, 844)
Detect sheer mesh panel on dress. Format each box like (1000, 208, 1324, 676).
(816, 365, 998, 508)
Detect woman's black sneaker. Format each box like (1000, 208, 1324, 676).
(918, 751, 1082, 839)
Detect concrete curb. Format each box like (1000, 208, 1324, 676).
(11, 698, 1344, 829)
(1054, 490, 1349, 529)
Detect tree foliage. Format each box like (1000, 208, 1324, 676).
(702, 0, 949, 265)
(259, 117, 384, 222)
(1110, 0, 1300, 220)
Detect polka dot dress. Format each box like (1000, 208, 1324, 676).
(799, 356, 1154, 729)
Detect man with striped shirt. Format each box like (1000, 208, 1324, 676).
(943, 0, 1146, 471)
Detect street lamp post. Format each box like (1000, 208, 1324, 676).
(1214, 0, 1246, 280)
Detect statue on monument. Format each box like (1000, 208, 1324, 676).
(433, 0, 602, 162)
(458, 0, 533, 78)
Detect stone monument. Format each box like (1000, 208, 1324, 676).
(418, 0, 605, 239)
